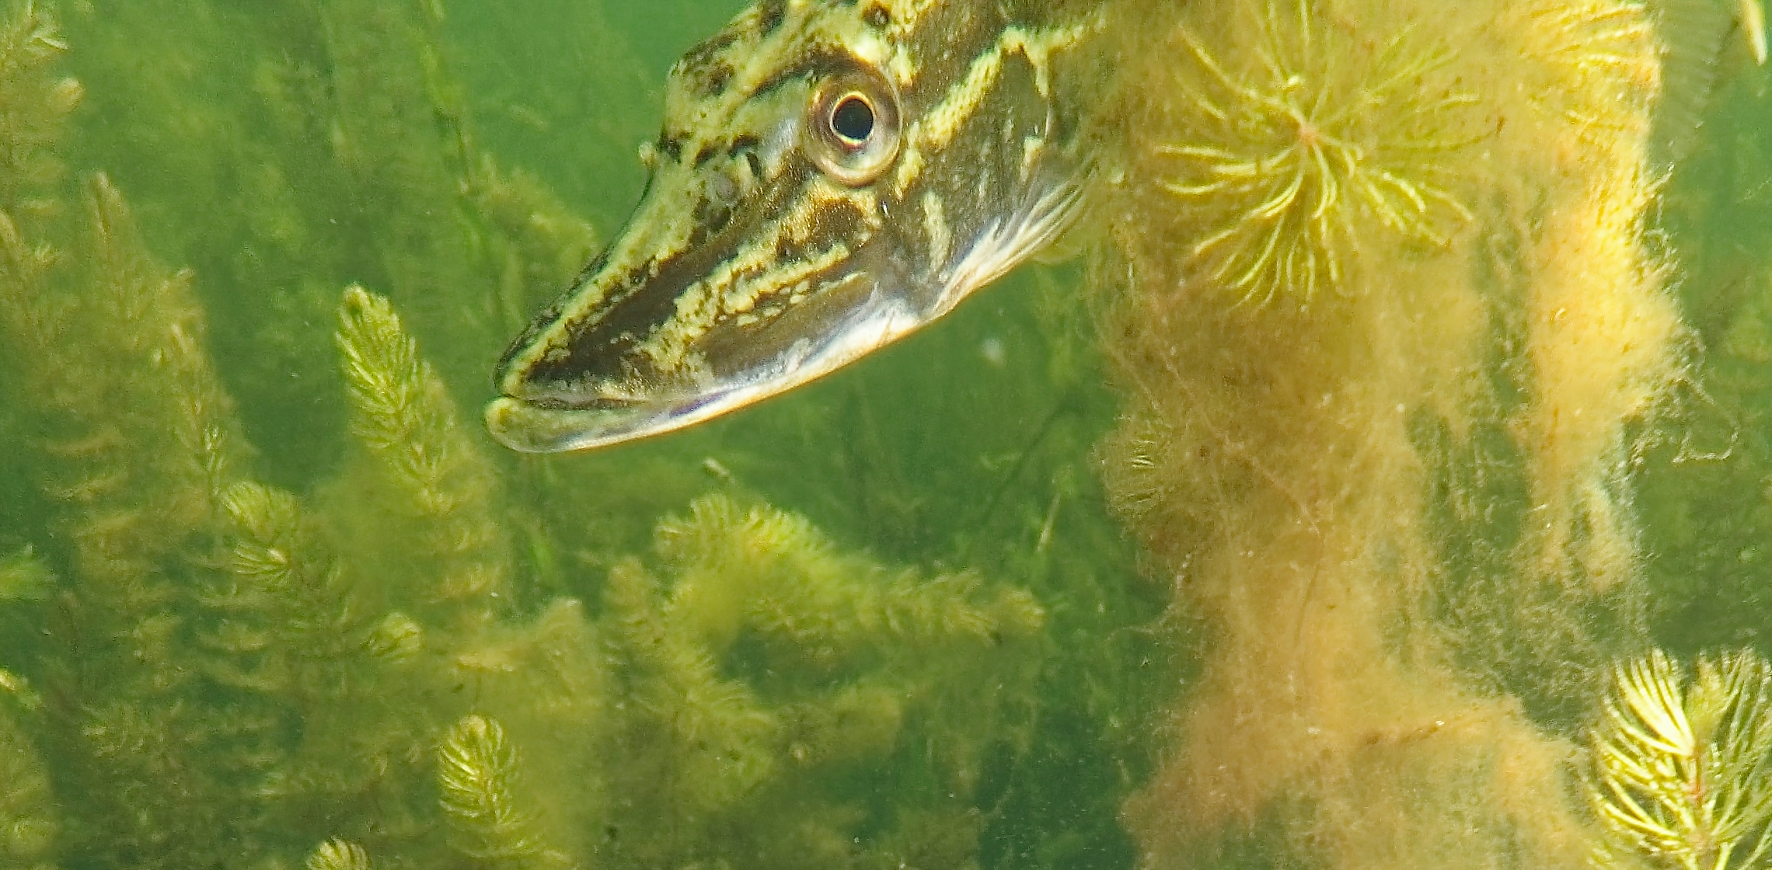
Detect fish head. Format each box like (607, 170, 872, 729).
(488, 0, 1094, 452)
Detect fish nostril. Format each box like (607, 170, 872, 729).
(710, 173, 740, 206)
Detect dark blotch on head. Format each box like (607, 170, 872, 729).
(703, 62, 734, 96)
(691, 196, 734, 238)
(729, 135, 765, 178)
(750, 47, 864, 103)
(758, 0, 786, 35)
(680, 31, 738, 75)
(862, 4, 890, 28)
(656, 135, 684, 162)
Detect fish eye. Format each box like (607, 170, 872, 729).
(805, 68, 900, 185)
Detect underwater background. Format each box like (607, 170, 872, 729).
(0, 0, 1771, 869)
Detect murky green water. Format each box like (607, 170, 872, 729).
(1, 1, 1771, 869)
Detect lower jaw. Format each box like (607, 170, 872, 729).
(482, 396, 671, 453)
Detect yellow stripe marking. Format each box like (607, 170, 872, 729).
(891, 19, 1093, 195)
(921, 190, 951, 268)
(636, 184, 876, 370)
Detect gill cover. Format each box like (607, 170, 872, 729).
(487, 0, 1094, 452)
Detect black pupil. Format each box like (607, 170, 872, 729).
(830, 96, 874, 144)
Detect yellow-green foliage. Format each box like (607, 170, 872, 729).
(1589, 649, 1772, 870)
(0, 552, 52, 870)
(307, 840, 373, 870)
(1151, 0, 1480, 304)
(0, 168, 251, 869)
(0, 224, 1042, 870)
(600, 494, 1044, 870)
(0, 546, 51, 604)
(336, 285, 510, 625)
(437, 715, 561, 870)
(0, 0, 77, 220)
(0, 704, 55, 870)
(1095, 0, 1680, 868)
(465, 157, 600, 334)
(651, 494, 1044, 662)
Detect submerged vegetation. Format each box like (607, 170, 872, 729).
(1152, 0, 1480, 304)
(1090, 0, 1758, 867)
(1588, 648, 1772, 870)
(0, 0, 1769, 870)
(0, 157, 1054, 866)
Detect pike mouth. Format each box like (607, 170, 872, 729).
(484, 394, 732, 454)
(485, 272, 913, 453)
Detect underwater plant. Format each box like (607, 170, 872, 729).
(436, 715, 562, 870)
(0, 693, 54, 870)
(1093, 0, 1682, 867)
(307, 840, 375, 870)
(1588, 649, 1772, 870)
(1152, 0, 1480, 304)
(3, 1, 1765, 870)
(0, 213, 1051, 869)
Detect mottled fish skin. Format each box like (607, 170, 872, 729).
(487, 0, 1096, 452)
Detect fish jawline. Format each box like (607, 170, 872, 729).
(485, 289, 922, 453)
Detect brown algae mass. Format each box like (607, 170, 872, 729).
(1093, 0, 1681, 867)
